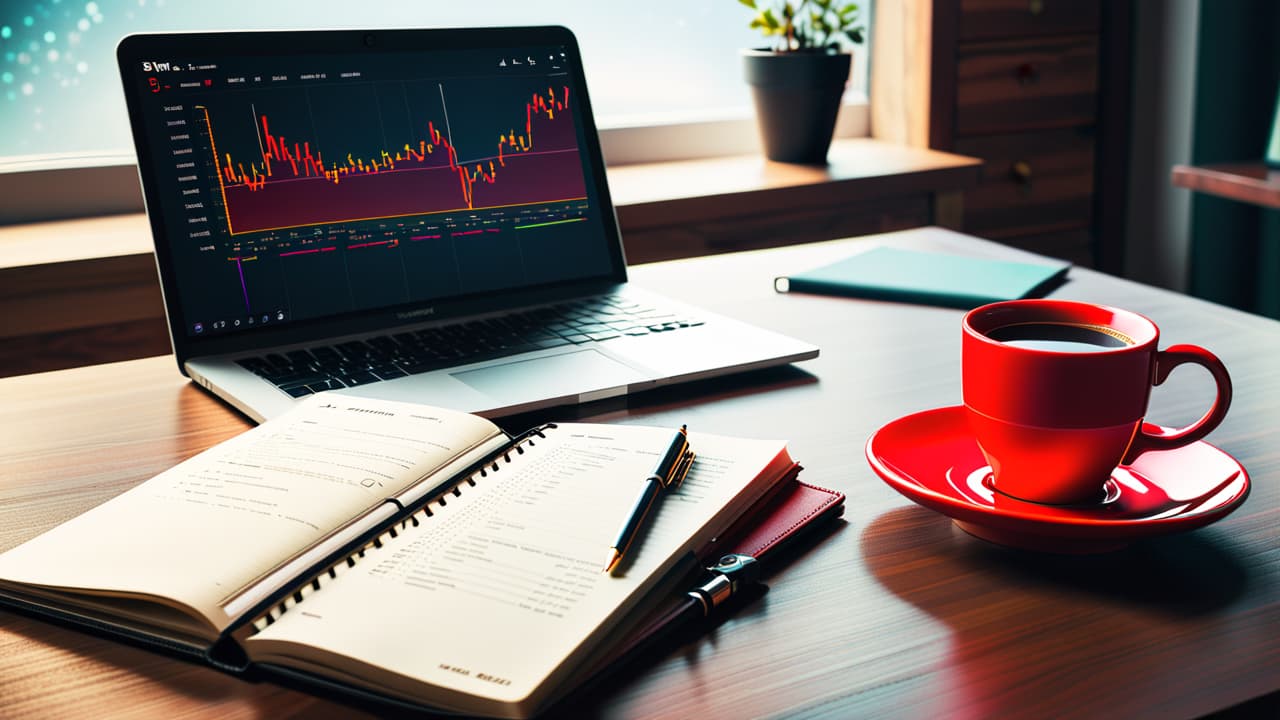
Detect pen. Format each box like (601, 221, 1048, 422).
(566, 553, 763, 708)
(604, 425, 693, 574)
(545, 480, 846, 715)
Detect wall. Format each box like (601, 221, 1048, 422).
(1124, 0, 1199, 292)
(1185, 0, 1280, 318)
(1125, 0, 1280, 318)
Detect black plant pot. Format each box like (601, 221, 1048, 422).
(742, 49, 851, 164)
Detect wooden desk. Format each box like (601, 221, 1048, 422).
(2, 227, 1277, 719)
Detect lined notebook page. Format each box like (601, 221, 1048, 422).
(0, 395, 504, 631)
(244, 423, 790, 716)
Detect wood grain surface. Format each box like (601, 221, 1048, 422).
(958, 0, 1101, 43)
(955, 35, 1099, 137)
(954, 127, 1095, 237)
(988, 227, 1094, 269)
(2, 227, 1277, 719)
(1171, 163, 1280, 210)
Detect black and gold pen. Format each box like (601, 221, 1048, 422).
(604, 425, 694, 574)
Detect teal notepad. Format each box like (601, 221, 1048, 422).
(774, 246, 1070, 309)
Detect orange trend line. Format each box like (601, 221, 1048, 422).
(198, 105, 236, 236)
(215, 86, 570, 219)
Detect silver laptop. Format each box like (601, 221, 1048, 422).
(117, 27, 816, 423)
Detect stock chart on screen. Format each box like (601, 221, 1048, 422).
(134, 46, 611, 337)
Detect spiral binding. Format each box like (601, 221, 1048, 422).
(248, 424, 556, 633)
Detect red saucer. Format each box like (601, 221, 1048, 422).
(865, 406, 1251, 553)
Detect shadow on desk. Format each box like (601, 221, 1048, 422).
(859, 505, 1257, 719)
(862, 506, 1247, 618)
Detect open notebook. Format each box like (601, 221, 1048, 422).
(0, 395, 796, 718)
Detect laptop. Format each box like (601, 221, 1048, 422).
(117, 26, 817, 423)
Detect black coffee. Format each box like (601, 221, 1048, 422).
(986, 322, 1134, 352)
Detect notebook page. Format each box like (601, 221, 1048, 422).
(0, 395, 503, 629)
(244, 423, 789, 715)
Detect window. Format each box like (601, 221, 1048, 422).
(0, 1, 871, 219)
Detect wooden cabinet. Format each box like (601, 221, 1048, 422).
(953, 127, 1095, 237)
(954, 35, 1099, 134)
(956, 0, 1100, 41)
(873, 0, 1131, 272)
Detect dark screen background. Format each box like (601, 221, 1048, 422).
(131, 44, 612, 338)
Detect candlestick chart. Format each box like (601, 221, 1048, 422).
(196, 77, 588, 236)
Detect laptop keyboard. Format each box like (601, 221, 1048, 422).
(235, 293, 703, 398)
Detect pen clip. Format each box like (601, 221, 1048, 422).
(669, 450, 695, 490)
(687, 553, 759, 616)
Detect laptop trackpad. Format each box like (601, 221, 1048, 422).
(451, 349, 647, 401)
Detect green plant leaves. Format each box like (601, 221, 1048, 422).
(735, 0, 864, 51)
(751, 7, 782, 34)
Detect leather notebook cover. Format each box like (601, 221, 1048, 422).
(717, 475, 845, 563)
(570, 474, 845, 691)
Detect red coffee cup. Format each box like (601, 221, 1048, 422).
(962, 299, 1232, 505)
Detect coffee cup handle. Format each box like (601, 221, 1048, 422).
(1122, 344, 1233, 464)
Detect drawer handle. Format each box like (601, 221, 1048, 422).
(1016, 63, 1040, 85)
(1011, 161, 1033, 192)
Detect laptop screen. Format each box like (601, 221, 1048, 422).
(120, 29, 621, 348)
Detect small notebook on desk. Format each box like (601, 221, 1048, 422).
(0, 394, 802, 718)
(775, 245, 1070, 309)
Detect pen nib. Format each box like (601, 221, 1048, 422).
(603, 548, 621, 574)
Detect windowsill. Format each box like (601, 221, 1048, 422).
(0, 137, 979, 376)
(611, 136, 977, 208)
(1170, 162, 1280, 209)
(611, 137, 979, 261)
(0, 137, 979, 272)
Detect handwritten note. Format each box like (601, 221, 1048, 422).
(246, 423, 789, 708)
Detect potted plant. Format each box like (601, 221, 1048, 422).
(737, 0, 865, 164)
